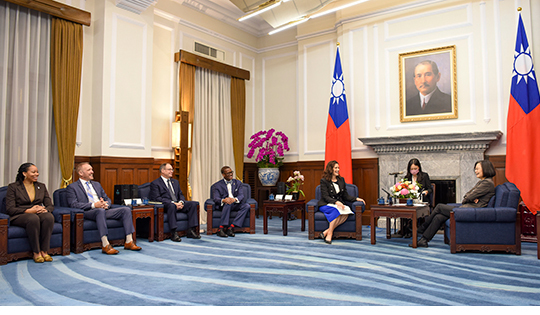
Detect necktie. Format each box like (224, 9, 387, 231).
(85, 181, 95, 203)
(167, 179, 178, 202)
(422, 99, 426, 109)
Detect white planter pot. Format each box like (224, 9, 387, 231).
(258, 168, 280, 186)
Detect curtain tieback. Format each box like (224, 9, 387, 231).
(61, 176, 73, 188)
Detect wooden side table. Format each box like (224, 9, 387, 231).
(370, 204, 429, 248)
(131, 206, 154, 243)
(263, 200, 305, 236)
(255, 186, 277, 217)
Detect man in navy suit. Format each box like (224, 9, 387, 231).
(405, 60, 452, 116)
(211, 166, 250, 237)
(149, 163, 200, 242)
(66, 162, 141, 255)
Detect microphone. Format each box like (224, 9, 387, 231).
(381, 188, 392, 196)
(388, 171, 403, 176)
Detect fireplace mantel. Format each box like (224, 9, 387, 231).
(359, 131, 502, 201)
(359, 131, 502, 153)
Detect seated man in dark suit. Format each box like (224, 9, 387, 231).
(149, 163, 200, 242)
(406, 60, 452, 116)
(66, 162, 141, 255)
(211, 166, 250, 238)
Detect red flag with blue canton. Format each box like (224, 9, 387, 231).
(506, 13, 540, 215)
(325, 46, 352, 183)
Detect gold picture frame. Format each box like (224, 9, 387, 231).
(399, 45, 457, 122)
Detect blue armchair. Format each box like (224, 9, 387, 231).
(0, 186, 71, 265)
(444, 182, 521, 254)
(306, 184, 365, 241)
(205, 183, 256, 235)
(137, 182, 199, 241)
(53, 188, 126, 253)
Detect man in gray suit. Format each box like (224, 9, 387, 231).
(406, 60, 452, 116)
(66, 162, 141, 254)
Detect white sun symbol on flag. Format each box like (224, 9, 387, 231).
(513, 44, 536, 84)
(331, 74, 345, 104)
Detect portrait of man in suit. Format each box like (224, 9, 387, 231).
(406, 60, 452, 115)
(400, 46, 457, 122)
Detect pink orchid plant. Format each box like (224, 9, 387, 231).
(247, 129, 290, 168)
(286, 170, 305, 197)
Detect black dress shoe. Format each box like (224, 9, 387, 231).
(187, 229, 201, 239)
(217, 229, 228, 237)
(403, 233, 412, 239)
(409, 237, 428, 248)
(170, 233, 182, 242)
(226, 227, 235, 237)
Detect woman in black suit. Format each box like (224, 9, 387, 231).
(5, 163, 55, 263)
(412, 160, 496, 248)
(396, 158, 433, 238)
(317, 160, 365, 244)
(405, 158, 432, 204)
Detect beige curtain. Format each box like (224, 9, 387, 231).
(50, 18, 83, 188)
(230, 77, 246, 181)
(179, 62, 196, 198)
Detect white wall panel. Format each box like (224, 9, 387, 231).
(109, 13, 147, 149)
(262, 52, 298, 157)
(152, 22, 175, 155)
(302, 40, 334, 155)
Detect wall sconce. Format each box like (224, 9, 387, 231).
(171, 112, 192, 149)
(188, 123, 193, 149)
(171, 121, 181, 148)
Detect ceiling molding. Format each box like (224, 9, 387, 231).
(175, 0, 273, 37)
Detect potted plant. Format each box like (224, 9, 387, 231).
(390, 179, 421, 203)
(247, 129, 290, 186)
(286, 170, 305, 200)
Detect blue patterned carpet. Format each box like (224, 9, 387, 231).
(1, 217, 539, 306)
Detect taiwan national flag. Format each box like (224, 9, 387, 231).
(325, 46, 352, 183)
(506, 13, 540, 215)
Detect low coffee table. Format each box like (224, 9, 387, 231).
(263, 200, 305, 236)
(370, 204, 430, 248)
(131, 205, 154, 243)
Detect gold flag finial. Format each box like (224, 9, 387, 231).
(517, 7, 522, 11)
(337, 42, 340, 46)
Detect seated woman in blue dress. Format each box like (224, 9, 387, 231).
(317, 160, 365, 244)
(412, 160, 496, 248)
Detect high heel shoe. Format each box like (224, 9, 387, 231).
(33, 256, 45, 263)
(319, 232, 325, 240)
(324, 237, 332, 244)
(43, 255, 53, 262)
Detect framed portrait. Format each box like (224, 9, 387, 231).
(399, 45, 457, 122)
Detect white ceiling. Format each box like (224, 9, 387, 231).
(174, 0, 431, 37)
